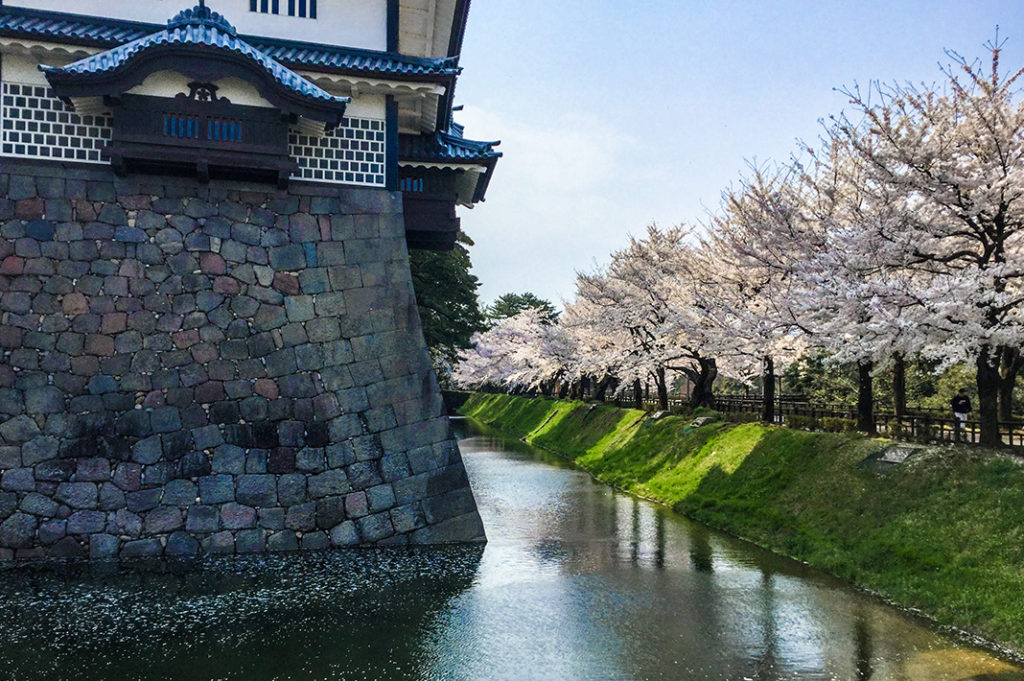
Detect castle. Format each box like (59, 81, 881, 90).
(0, 0, 499, 558)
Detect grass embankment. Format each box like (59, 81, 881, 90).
(460, 393, 1024, 653)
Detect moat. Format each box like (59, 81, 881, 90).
(0, 417, 1019, 680)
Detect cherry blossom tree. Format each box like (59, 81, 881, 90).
(829, 42, 1024, 445)
(572, 225, 720, 410)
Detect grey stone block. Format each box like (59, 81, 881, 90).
(0, 512, 36, 548)
(220, 502, 256, 530)
(295, 447, 325, 473)
(267, 530, 299, 552)
(67, 510, 106, 534)
(1, 468, 36, 492)
(284, 502, 316, 532)
(38, 519, 66, 544)
(203, 530, 235, 554)
(212, 444, 246, 474)
(0, 415, 40, 443)
(366, 484, 396, 513)
(99, 483, 126, 511)
(89, 533, 120, 559)
(199, 475, 235, 504)
(329, 520, 359, 547)
(235, 529, 265, 553)
(236, 475, 277, 507)
(75, 458, 110, 482)
(277, 474, 307, 506)
(346, 462, 382, 491)
(144, 506, 182, 534)
(114, 509, 142, 537)
(20, 492, 58, 517)
(390, 504, 425, 534)
(315, 496, 345, 529)
(121, 538, 163, 558)
(308, 469, 349, 498)
(301, 531, 330, 551)
(357, 512, 394, 543)
(186, 505, 219, 533)
(258, 507, 285, 530)
(344, 491, 368, 519)
(55, 482, 98, 509)
(164, 480, 198, 507)
(166, 531, 200, 556)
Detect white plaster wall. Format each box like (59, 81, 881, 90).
(5, 0, 388, 50)
(344, 93, 384, 120)
(127, 72, 273, 108)
(0, 52, 49, 86)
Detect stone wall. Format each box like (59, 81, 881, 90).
(0, 159, 484, 559)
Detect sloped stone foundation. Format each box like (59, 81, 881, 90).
(0, 160, 484, 559)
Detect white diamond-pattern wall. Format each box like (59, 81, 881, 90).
(0, 82, 386, 188)
(1, 83, 112, 163)
(290, 117, 386, 187)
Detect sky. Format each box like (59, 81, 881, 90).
(450, 0, 1024, 309)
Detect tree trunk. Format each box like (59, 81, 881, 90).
(633, 379, 643, 410)
(997, 346, 1023, 421)
(655, 367, 669, 411)
(761, 355, 775, 423)
(857, 361, 875, 434)
(581, 375, 591, 400)
(689, 358, 718, 409)
(977, 347, 1001, 447)
(893, 354, 906, 420)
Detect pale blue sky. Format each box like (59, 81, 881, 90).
(451, 1, 1024, 308)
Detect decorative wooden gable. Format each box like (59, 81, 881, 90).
(39, 4, 348, 187)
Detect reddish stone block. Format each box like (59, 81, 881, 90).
(318, 215, 331, 240)
(195, 381, 226, 403)
(253, 378, 279, 399)
(0, 327, 22, 348)
(200, 252, 227, 275)
(101, 313, 127, 334)
(84, 334, 115, 357)
(0, 256, 24, 275)
(190, 343, 219, 364)
(172, 329, 200, 349)
(272, 272, 300, 295)
(70, 356, 100, 376)
(14, 198, 44, 219)
(74, 201, 98, 221)
(61, 292, 89, 316)
(213, 276, 240, 295)
(121, 195, 152, 210)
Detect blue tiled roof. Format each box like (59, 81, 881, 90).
(40, 7, 347, 106)
(0, 7, 459, 80)
(399, 130, 501, 164)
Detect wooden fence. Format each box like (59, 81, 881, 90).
(712, 396, 1024, 447)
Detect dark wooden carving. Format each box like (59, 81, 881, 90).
(105, 94, 296, 187)
(180, 81, 228, 103)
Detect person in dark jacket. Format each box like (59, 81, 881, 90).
(951, 389, 971, 439)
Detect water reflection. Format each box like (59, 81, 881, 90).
(0, 418, 1018, 681)
(447, 417, 1024, 681)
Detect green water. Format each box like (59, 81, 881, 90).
(0, 417, 1019, 680)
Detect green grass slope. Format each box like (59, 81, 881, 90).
(460, 393, 1024, 652)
